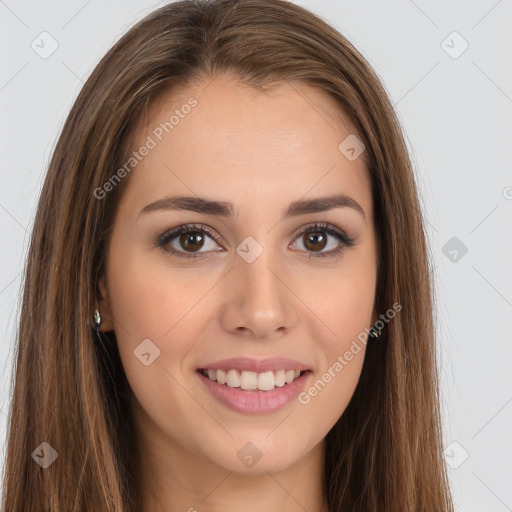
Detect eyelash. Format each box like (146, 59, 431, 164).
(155, 222, 356, 260)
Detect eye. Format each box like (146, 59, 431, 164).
(156, 223, 223, 260)
(155, 222, 356, 260)
(290, 222, 356, 259)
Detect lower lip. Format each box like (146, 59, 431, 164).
(197, 370, 312, 414)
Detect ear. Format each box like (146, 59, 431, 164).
(97, 274, 115, 332)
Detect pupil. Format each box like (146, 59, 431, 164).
(181, 232, 203, 251)
(305, 232, 326, 252)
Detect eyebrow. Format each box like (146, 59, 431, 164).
(138, 194, 365, 220)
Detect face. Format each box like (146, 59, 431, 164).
(99, 75, 378, 479)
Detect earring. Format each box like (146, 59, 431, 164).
(368, 325, 382, 340)
(93, 308, 103, 330)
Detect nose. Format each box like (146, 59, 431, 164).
(219, 247, 298, 339)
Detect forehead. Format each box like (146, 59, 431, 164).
(120, 76, 372, 220)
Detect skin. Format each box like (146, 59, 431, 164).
(99, 75, 378, 512)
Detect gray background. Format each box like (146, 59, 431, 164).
(1, 1, 511, 510)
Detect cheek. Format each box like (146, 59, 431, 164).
(299, 280, 371, 424)
(299, 258, 375, 416)
(106, 251, 206, 429)
(299, 347, 366, 435)
(311, 256, 376, 347)
(105, 245, 207, 402)
(107, 244, 206, 341)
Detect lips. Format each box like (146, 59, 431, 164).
(197, 356, 310, 374)
(197, 367, 312, 413)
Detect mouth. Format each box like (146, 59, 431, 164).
(196, 368, 313, 414)
(196, 368, 310, 392)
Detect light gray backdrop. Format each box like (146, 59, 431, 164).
(0, 1, 511, 510)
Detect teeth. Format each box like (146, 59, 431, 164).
(257, 371, 274, 391)
(274, 369, 286, 387)
(240, 370, 258, 390)
(203, 368, 305, 391)
(216, 369, 226, 384)
(285, 370, 295, 384)
(226, 369, 240, 387)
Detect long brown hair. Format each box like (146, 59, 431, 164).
(1, 1, 453, 510)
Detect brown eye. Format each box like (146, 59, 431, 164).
(156, 223, 223, 259)
(302, 231, 327, 252)
(291, 222, 356, 258)
(179, 231, 205, 252)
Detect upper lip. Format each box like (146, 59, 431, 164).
(197, 357, 310, 373)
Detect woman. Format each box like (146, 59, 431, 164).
(1, 0, 454, 510)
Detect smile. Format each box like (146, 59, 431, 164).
(196, 368, 312, 414)
(199, 368, 304, 391)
